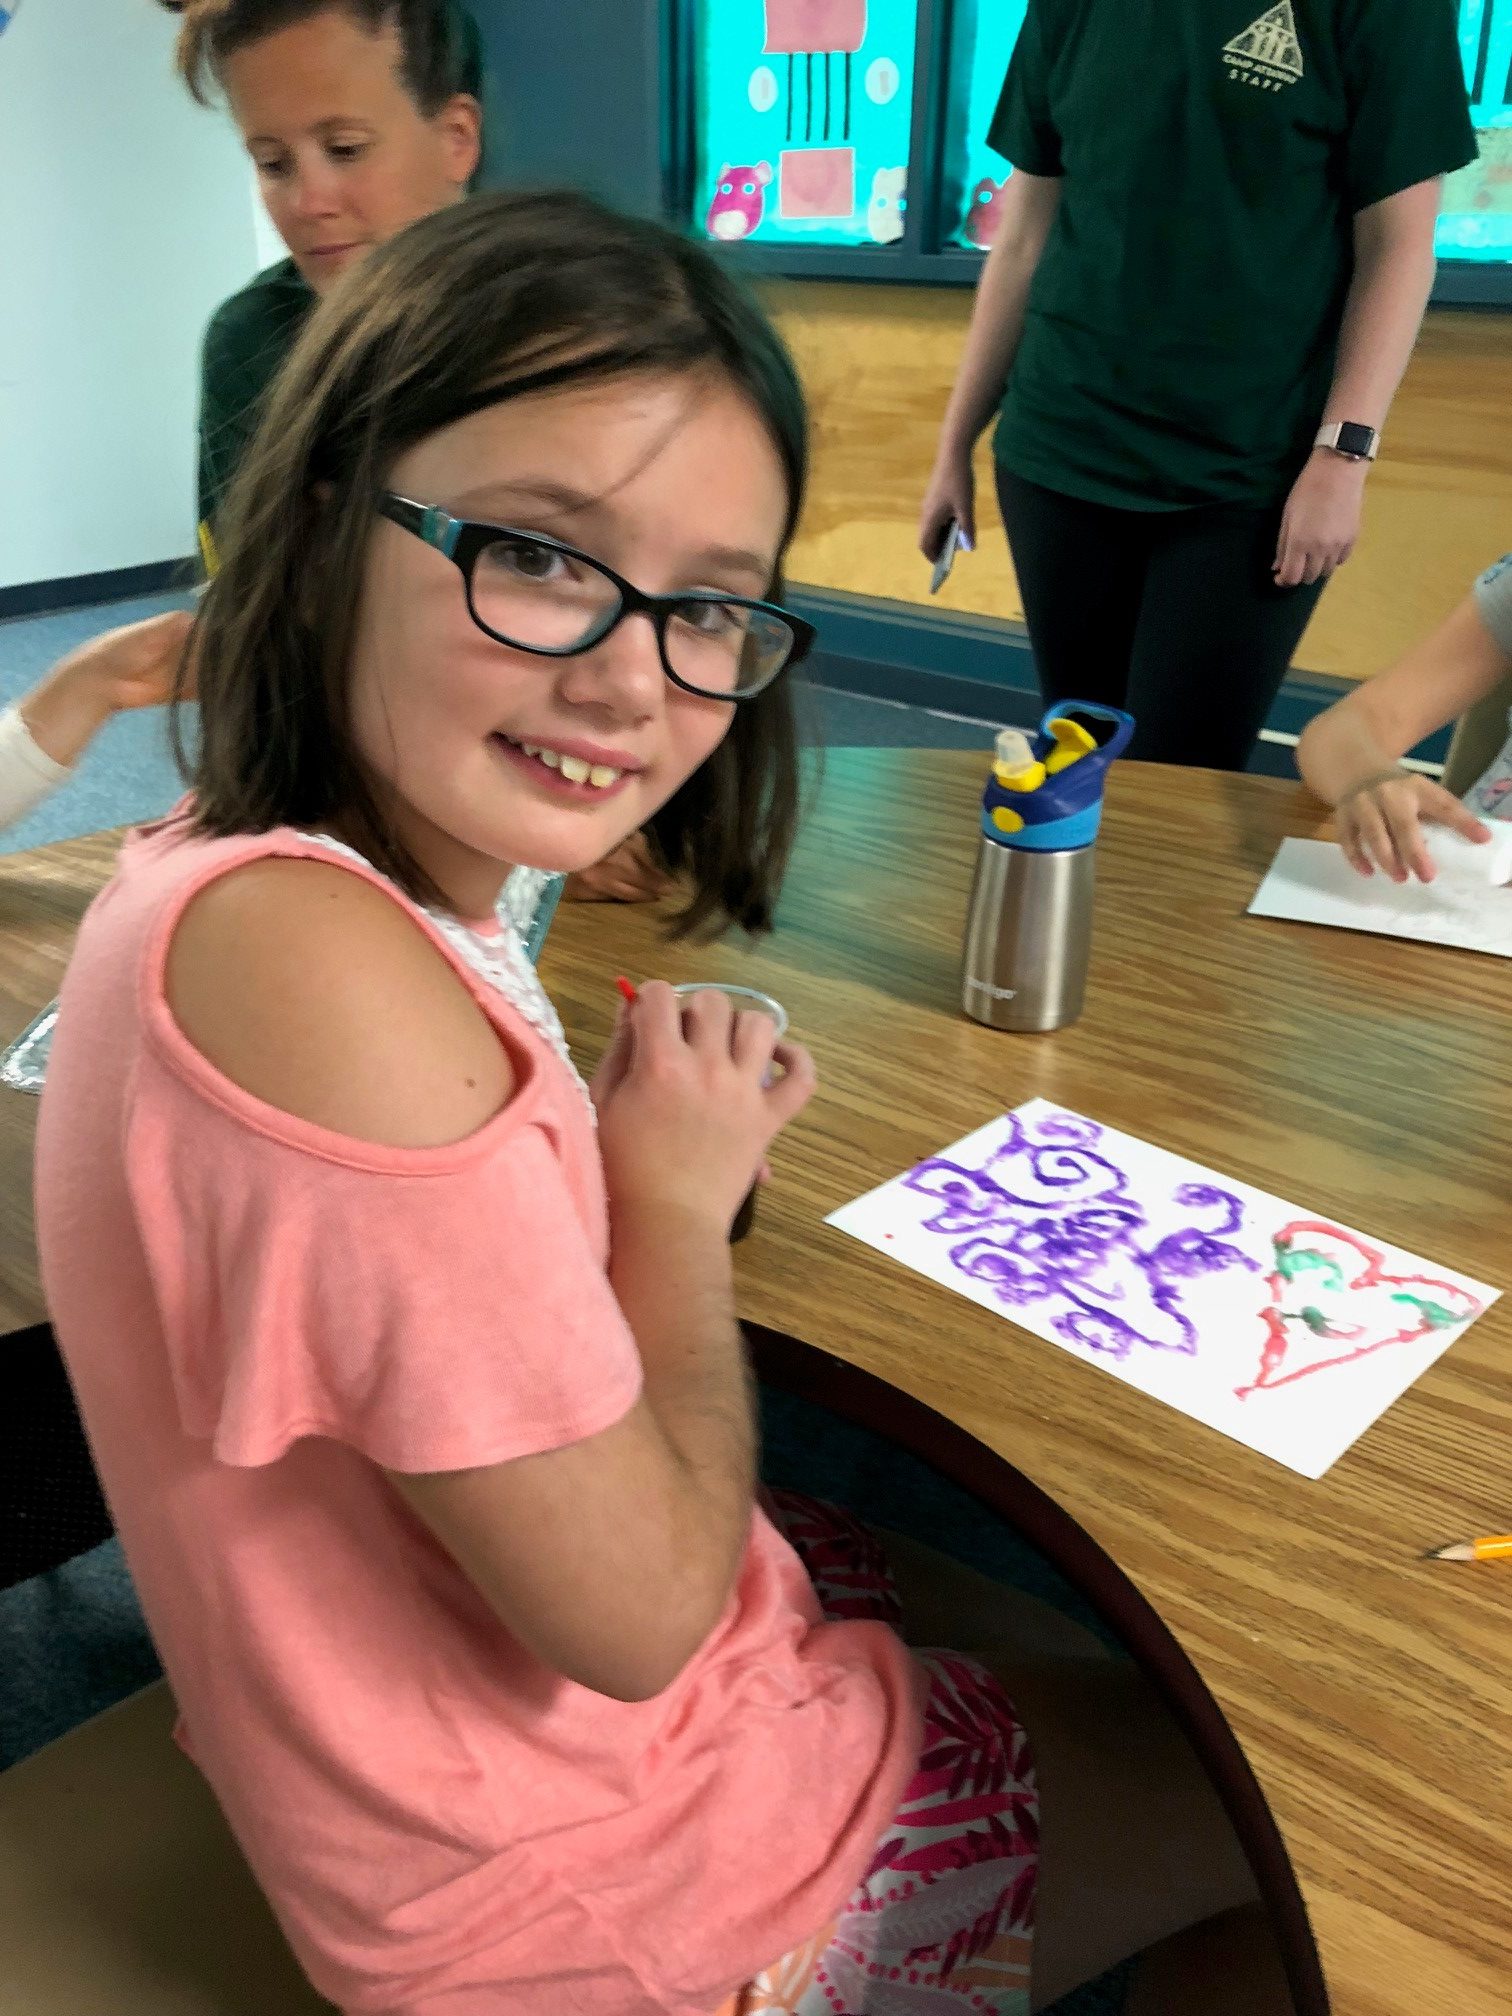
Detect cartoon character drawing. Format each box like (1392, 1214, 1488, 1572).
(867, 166, 906, 245)
(764, 0, 869, 145)
(779, 147, 855, 221)
(706, 163, 773, 243)
(964, 175, 1010, 251)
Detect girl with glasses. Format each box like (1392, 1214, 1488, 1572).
(36, 193, 1275, 2016)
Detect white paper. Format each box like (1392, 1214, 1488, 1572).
(826, 1101, 1498, 1479)
(1249, 837, 1512, 958)
(1424, 823, 1512, 887)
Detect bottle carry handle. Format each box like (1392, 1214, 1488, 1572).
(1036, 702, 1136, 766)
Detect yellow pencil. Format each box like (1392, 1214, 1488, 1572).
(1425, 1535, 1512, 1562)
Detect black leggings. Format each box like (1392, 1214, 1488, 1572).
(996, 468, 1328, 771)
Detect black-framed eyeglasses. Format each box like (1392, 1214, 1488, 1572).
(378, 494, 814, 703)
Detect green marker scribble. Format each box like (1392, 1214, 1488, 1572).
(1390, 1292, 1463, 1330)
(1297, 1306, 1338, 1337)
(1275, 1246, 1346, 1292)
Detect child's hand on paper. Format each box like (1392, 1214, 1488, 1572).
(1337, 770, 1490, 884)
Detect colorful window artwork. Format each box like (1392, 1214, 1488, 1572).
(941, 0, 1512, 265)
(1444, 0, 1512, 263)
(691, 0, 920, 248)
(940, 0, 1029, 253)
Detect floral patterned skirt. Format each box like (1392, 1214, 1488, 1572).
(730, 1493, 1039, 2016)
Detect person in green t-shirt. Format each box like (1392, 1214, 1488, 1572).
(178, 0, 485, 573)
(920, 0, 1477, 772)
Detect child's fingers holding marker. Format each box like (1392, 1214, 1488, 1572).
(589, 993, 637, 1108)
(679, 982, 734, 1053)
(627, 977, 682, 1052)
(598, 995, 813, 1233)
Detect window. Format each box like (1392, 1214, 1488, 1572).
(1443, 1, 1512, 263)
(939, 0, 1029, 252)
(681, 0, 1511, 287)
(690, 0, 920, 249)
(940, 1, 1511, 264)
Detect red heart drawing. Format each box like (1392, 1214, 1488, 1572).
(1235, 1220, 1480, 1400)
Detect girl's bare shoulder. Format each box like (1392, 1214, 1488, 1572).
(164, 857, 515, 1148)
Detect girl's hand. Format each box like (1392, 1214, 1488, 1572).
(19, 610, 195, 768)
(1274, 451, 1367, 588)
(593, 981, 816, 1237)
(918, 449, 977, 563)
(1337, 769, 1491, 883)
(97, 609, 198, 711)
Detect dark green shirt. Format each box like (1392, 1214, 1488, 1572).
(196, 259, 314, 563)
(990, 0, 1476, 511)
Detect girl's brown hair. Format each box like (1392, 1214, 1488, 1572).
(175, 191, 809, 937)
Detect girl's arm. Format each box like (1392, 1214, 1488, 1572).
(1, 611, 193, 834)
(1297, 591, 1509, 880)
(1274, 179, 1442, 588)
(918, 170, 1062, 559)
(0, 704, 71, 832)
(1323, 180, 1443, 440)
(403, 993, 816, 1700)
(169, 880, 811, 1704)
(405, 1209, 761, 1704)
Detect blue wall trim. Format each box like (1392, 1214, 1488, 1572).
(2, 564, 1448, 780)
(0, 559, 195, 624)
(791, 586, 1042, 721)
(790, 583, 1452, 777)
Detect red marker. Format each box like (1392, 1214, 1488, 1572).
(615, 976, 639, 1006)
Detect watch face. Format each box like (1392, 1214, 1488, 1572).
(1335, 423, 1377, 459)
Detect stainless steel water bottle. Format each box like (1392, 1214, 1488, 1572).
(960, 708, 1135, 1035)
(961, 837, 1096, 1032)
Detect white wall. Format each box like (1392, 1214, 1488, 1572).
(0, 0, 263, 589)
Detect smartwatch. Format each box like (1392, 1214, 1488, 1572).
(1315, 421, 1380, 463)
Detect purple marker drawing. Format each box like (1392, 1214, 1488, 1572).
(902, 1110, 1258, 1363)
(831, 1102, 1499, 1476)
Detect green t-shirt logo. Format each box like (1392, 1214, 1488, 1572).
(1223, 3, 1305, 92)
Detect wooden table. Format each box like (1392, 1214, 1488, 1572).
(3, 756, 1509, 2014)
(0, 832, 125, 1335)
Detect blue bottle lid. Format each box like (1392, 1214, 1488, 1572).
(980, 702, 1136, 851)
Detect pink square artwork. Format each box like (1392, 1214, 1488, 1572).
(779, 147, 856, 221)
(764, 0, 868, 56)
